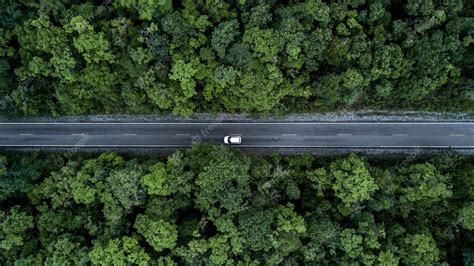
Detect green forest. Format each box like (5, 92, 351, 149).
(0, 145, 473, 265)
(0, 0, 473, 116)
(1, 1, 474, 264)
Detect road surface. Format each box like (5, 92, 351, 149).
(0, 122, 473, 148)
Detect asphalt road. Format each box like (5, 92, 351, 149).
(0, 122, 473, 148)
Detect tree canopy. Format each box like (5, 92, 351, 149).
(0, 146, 473, 264)
(0, 0, 473, 116)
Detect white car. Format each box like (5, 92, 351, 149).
(223, 135, 241, 145)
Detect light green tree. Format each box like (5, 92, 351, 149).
(398, 163, 452, 204)
(399, 233, 440, 265)
(195, 147, 251, 216)
(134, 214, 178, 252)
(459, 202, 474, 230)
(330, 155, 378, 208)
(141, 162, 170, 196)
(65, 16, 114, 64)
(118, 0, 173, 20)
(89, 236, 151, 265)
(0, 206, 34, 251)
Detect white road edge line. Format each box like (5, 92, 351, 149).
(1, 122, 474, 125)
(1, 145, 474, 148)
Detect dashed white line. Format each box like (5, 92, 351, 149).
(337, 134, 352, 136)
(123, 134, 137, 136)
(449, 134, 465, 137)
(175, 134, 190, 136)
(392, 134, 408, 136)
(282, 134, 297, 136)
(19, 133, 33, 136)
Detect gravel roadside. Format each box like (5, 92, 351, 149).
(0, 110, 473, 122)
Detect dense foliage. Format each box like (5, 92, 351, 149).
(0, 146, 473, 264)
(0, 0, 473, 116)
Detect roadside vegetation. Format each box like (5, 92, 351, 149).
(0, 1, 473, 116)
(0, 145, 473, 264)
